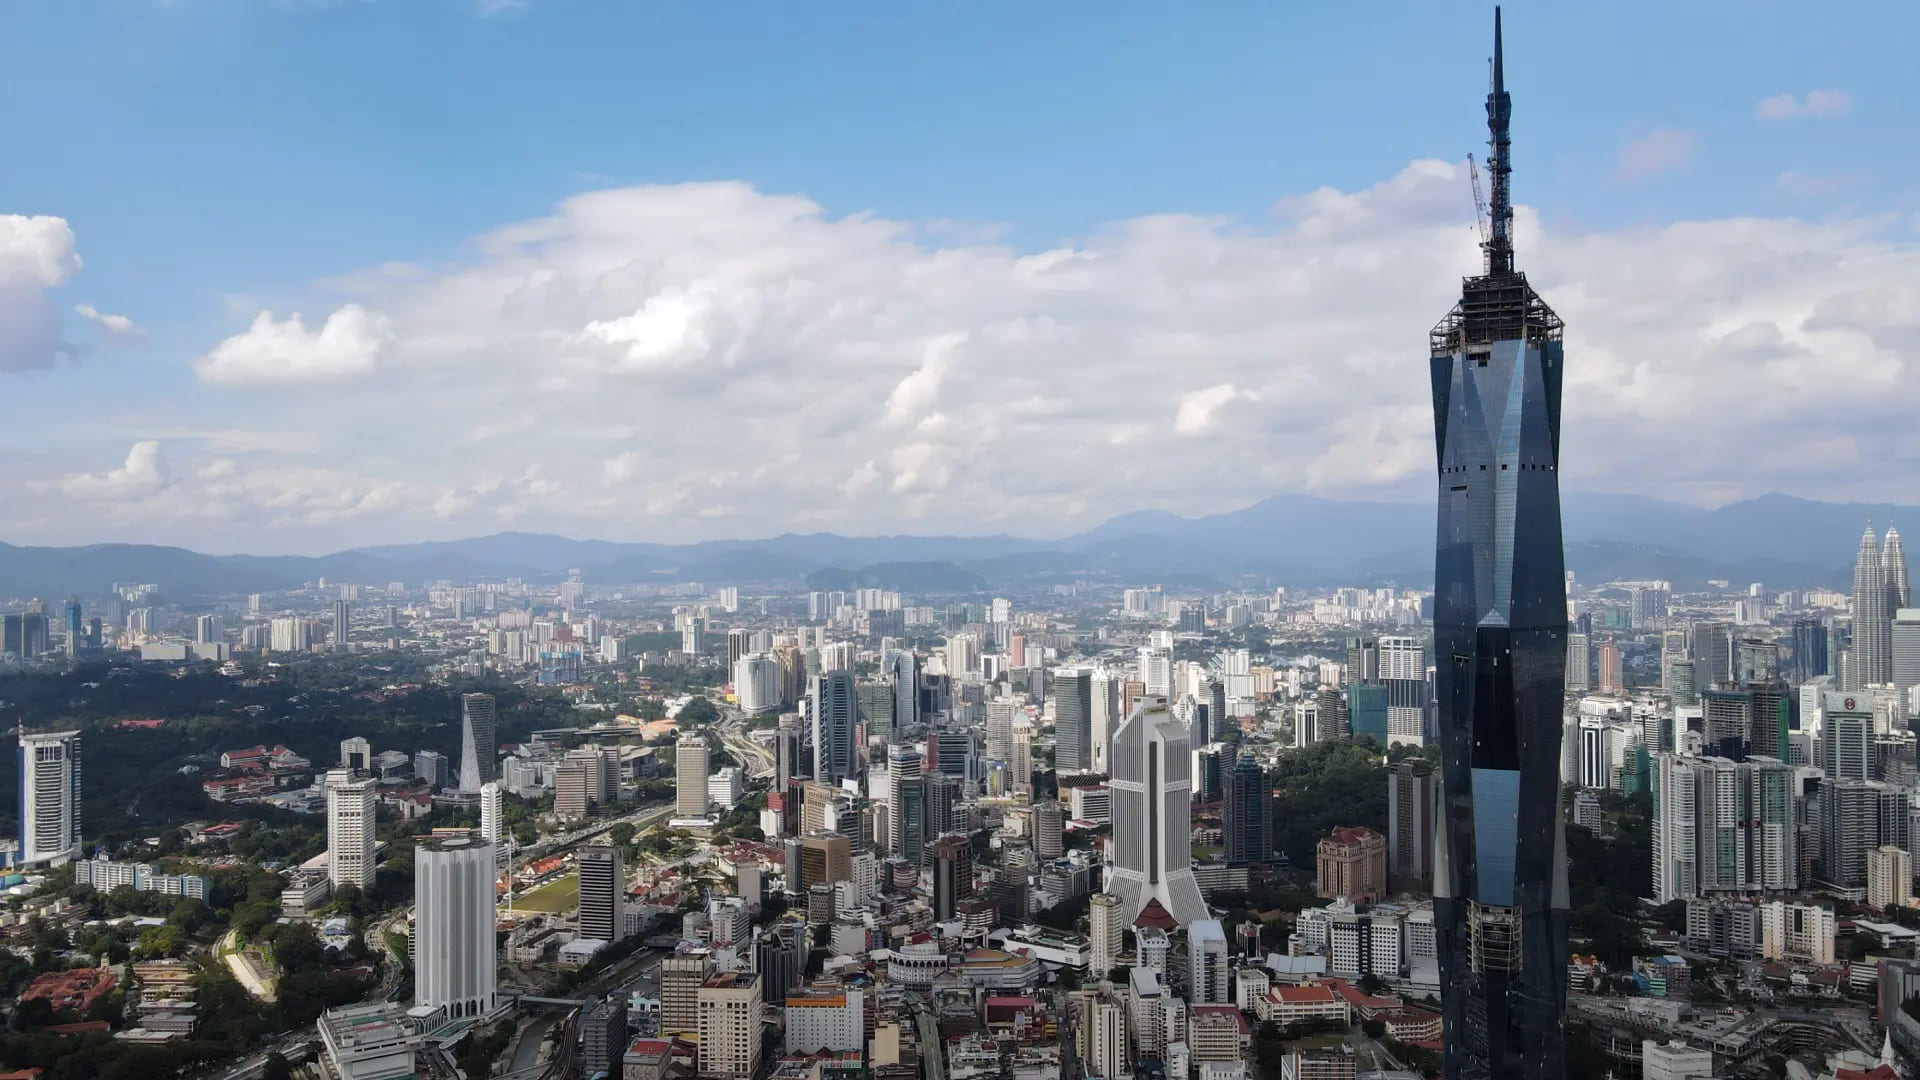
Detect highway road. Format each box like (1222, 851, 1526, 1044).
(713, 704, 775, 779)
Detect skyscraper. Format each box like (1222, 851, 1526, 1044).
(1106, 696, 1208, 928)
(1089, 891, 1123, 976)
(1187, 918, 1230, 1005)
(1221, 750, 1272, 866)
(18, 729, 82, 867)
(326, 769, 377, 889)
(458, 692, 497, 793)
(332, 598, 350, 653)
(479, 781, 505, 849)
(414, 837, 498, 1020)
(1854, 526, 1892, 690)
(887, 745, 925, 867)
(892, 650, 920, 733)
(1887, 525, 1911, 611)
(1428, 13, 1569, 1078)
(809, 672, 857, 785)
(1055, 668, 1093, 774)
(1387, 758, 1436, 892)
(576, 844, 626, 942)
(929, 833, 973, 920)
(677, 737, 711, 819)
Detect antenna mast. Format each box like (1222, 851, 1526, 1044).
(1484, 6, 1515, 275)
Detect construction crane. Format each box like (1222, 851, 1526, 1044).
(1467, 153, 1490, 249)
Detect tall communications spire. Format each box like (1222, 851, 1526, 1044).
(1428, 9, 1570, 1079)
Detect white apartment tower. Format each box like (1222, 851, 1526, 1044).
(414, 837, 499, 1020)
(327, 770, 378, 889)
(18, 730, 82, 867)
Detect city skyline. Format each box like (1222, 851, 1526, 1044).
(2, 4, 1918, 552)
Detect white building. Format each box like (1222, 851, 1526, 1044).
(734, 655, 781, 715)
(1106, 697, 1208, 927)
(1760, 901, 1836, 964)
(782, 986, 865, 1054)
(414, 838, 498, 1020)
(1869, 845, 1912, 910)
(479, 782, 505, 850)
(677, 737, 711, 819)
(711, 768, 743, 811)
(1187, 919, 1230, 1005)
(327, 770, 378, 889)
(19, 730, 82, 866)
(318, 1003, 423, 1080)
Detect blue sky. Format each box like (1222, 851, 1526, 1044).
(1, 0, 1917, 551)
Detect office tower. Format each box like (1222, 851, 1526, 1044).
(63, 600, 83, 657)
(1823, 693, 1874, 782)
(1348, 682, 1389, 744)
(193, 613, 219, 644)
(1893, 610, 1920, 705)
(1315, 826, 1387, 902)
(755, 923, 804, 1005)
(726, 627, 750, 670)
(326, 770, 377, 888)
(1055, 668, 1093, 774)
(1348, 636, 1380, 683)
(1140, 648, 1173, 697)
(931, 729, 973, 779)
(581, 997, 629, 1079)
(1651, 755, 1699, 903)
(1596, 641, 1623, 694)
(1315, 686, 1349, 742)
(413, 837, 498, 1020)
(677, 737, 711, 818)
(856, 679, 894, 739)
(1090, 892, 1124, 975)
(478, 781, 505, 849)
(458, 693, 497, 792)
(892, 651, 920, 733)
(1034, 804, 1065, 859)
(576, 844, 626, 942)
(332, 599, 350, 652)
(18, 730, 83, 867)
(1889, 526, 1913, 609)
(1106, 696, 1208, 927)
(1010, 721, 1035, 798)
(930, 833, 974, 920)
(1082, 992, 1131, 1080)
(340, 736, 371, 772)
(809, 672, 857, 785)
(1790, 618, 1830, 685)
(1388, 758, 1437, 891)
(923, 773, 960, 839)
(1222, 750, 1272, 866)
(661, 951, 714, 1037)
(1702, 689, 1751, 761)
(1565, 634, 1590, 693)
(736, 655, 782, 715)
(1428, 14, 1568, 1077)
(1187, 919, 1229, 1004)
(1736, 639, 1780, 686)
(554, 755, 594, 819)
(1853, 526, 1893, 690)
(887, 746, 925, 866)
(799, 834, 852, 890)
(696, 972, 762, 1080)
(1192, 698, 1213, 749)
(1820, 780, 1879, 888)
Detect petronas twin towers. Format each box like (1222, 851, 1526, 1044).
(1849, 524, 1911, 689)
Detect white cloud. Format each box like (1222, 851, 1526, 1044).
(1776, 170, 1860, 198)
(194, 304, 392, 384)
(73, 303, 141, 341)
(1174, 383, 1250, 436)
(1757, 89, 1852, 120)
(13, 161, 1920, 549)
(1616, 129, 1698, 179)
(61, 441, 171, 500)
(0, 214, 82, 371)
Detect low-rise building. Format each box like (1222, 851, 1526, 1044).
(317, 1003, 423, 1080)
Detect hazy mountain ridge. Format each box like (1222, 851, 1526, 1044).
(0, 491, 1880, 598)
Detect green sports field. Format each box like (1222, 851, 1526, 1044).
(514, 873, 579, 914)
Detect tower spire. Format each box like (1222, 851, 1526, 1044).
(1485, 6, 1515, 275)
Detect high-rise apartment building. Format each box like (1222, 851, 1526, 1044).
(1055, 668, 1093, 774)
(677, 737, 711, 818)
(887, 746, 924, 866)
(576, 844, 626, 943)
(18, 730, 82, 867)
(1427, 15, 1569, 1076)
(1869, 845, 1912, 910)
(1089, 892, 1123, 976)
(479, 781, 505, 850)
(660, 950, 714, 1037)
(1222, 750, 1272, 866)
(1186, 919, 1229, 1005)
(333, 599, 350, 653)
(1565, 634, 1590, 693)
(458, 693, 497, 792)
(414, 837, 498, 1020)
(326, 770, 377, 889)
(1106, 696, 1208, 927)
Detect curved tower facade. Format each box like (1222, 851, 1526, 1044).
(1853, 526, 1890, 689)
(1429, 11, 1569, 1079)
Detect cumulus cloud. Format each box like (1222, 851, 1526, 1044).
(1757, 89, 1851, 120)
(62, 441, 171, 500)
(22, 162, 1916, 549)
(194, 304, 392, 384)
(1616, 129, 1697, 179)
(1174, 383, 1251, 436)
(73, 303, 141, 341)
(0, 214, 82, 371)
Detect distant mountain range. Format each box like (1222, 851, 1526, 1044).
(0, 491, 1904, 599)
